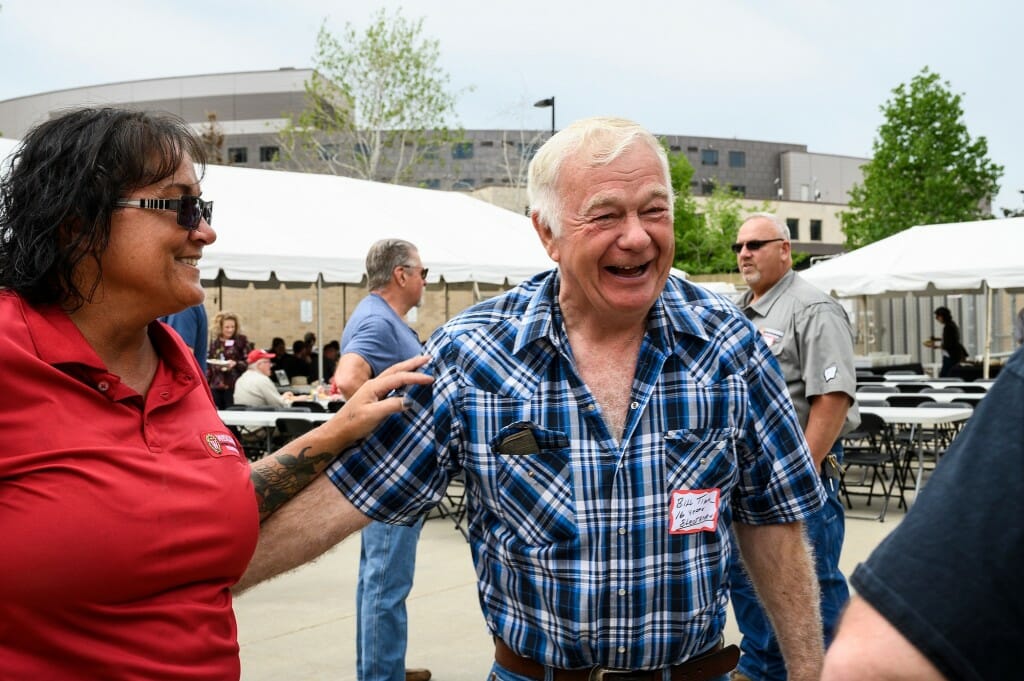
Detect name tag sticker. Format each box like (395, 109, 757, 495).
(668, 488, 720, 534)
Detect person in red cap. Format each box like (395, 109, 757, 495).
(234, 348, 299, 408)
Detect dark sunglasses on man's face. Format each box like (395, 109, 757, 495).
(730, 237, 785, 254)
(115, 195, 214, 230)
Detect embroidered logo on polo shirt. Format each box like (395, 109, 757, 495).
(203, 432, 242, 458)
(759, 327, 784, 348)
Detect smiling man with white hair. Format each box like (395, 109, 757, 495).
(239, 118, 829, 681)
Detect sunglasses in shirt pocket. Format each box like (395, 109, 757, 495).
(489, 422, 575, 546)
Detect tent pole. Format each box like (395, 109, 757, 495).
(983, 284, 992, 379)
(316, 276, 324, 386)
(860, 295, 870, 355)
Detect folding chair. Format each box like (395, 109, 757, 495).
(885, 394, 936, 408)
(224, 405, 270, 461)
(859, 384, 899, 394)
(893, 401, 970, 498)
(840, 412, 905, 521)
(273, 417, 319, 448)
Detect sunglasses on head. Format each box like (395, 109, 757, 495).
(115, 195, 214, 230)
(730, 237, 785, 254)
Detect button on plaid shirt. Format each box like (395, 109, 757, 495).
(329, 270, 824, 670)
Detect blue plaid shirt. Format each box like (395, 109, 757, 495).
(328, 270, 824, 670)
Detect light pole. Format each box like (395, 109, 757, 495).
(533, 96, 555, 137)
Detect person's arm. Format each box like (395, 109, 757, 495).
(733, 521, 824, 681)
(803, 392, 851, 468)
(822, 596, 947, 680)
(247, 355, 432, 522)
(333, 351, 373, 400)
(796, 303, 855, 467)
(235, 474, 370, 593)
(256, 374, 289, 408)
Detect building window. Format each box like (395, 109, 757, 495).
(729, 185, 746, 197)
(451, 142, 474, 159)
(701, 149, 719, 166)
(728, 150, 746, 168)
(700, 178, 716, 195)
(317, 143, 339, 161)
(453, 178, 475, 190)
(227, 147, 248, 164)
(669, 144, 682, 152)
(422, 179, 441, 189)
(786, 218, 800, 240)
(354, 142, 370, 157)
(422, 144, 440, 160)
(482, 177, 495, 184)
(480, 140, 495, 148)
(810, 219, 823, 241)
(259, 146, 279, 163)
(687, 145, 699, 153)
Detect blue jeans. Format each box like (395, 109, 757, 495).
(357, 516, 425, 681)
(728, 442, 849, 681)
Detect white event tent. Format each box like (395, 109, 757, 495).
(196, 162, 552, 287)
(802, 217, 1024, 375)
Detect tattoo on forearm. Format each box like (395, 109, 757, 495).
(250, 446, 335, 518)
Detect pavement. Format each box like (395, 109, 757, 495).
(235, 493, 906, 681)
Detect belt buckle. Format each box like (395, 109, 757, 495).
(588, 668, 649, 681)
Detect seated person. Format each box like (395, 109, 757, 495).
(233, 349, 303, 408)
(268, 337, 288, 375)
(310, 340, 340, 382)
(278, 339, 313, 382)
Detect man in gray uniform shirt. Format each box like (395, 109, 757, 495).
(727, 213, 860, 681)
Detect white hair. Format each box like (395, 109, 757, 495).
(527, 117, 673, 236)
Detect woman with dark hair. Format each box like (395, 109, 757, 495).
(207, 310, 251, 408)
(0, 107, 431, 679)
(925, 306, 967, 377)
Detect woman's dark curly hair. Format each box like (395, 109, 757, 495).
(0, 107, 207, 310)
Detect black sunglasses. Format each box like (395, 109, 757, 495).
(730, 237, 785, 254)
(115, 195, 214, 230)
(402, 264, 429, 280)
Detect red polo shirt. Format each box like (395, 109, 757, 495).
(0, 291, 258, 680)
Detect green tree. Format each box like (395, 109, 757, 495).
(842, 67, 1003, 248)
(670, 150, 769, 274)
(279, 8, 465, 183)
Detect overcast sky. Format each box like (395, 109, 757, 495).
(1, 0, 1019, 210)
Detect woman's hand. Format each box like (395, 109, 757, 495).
(247, 355, 433, 522)
(323, 355, 433, 444)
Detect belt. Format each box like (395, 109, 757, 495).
(494, 638, 740, 681)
